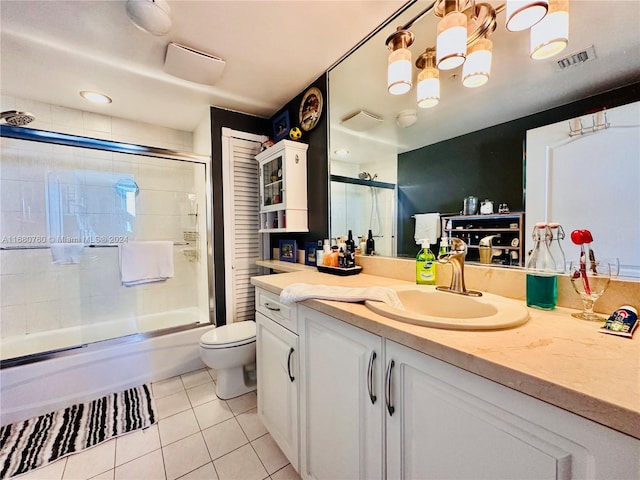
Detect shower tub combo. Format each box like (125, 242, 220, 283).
(0, 124, 215, 425)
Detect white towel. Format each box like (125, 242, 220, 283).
(414, 213, 440, 244)
(279, 283, 405, 310)
(118, 241, 174, 287)
(50, 243, 84, 265)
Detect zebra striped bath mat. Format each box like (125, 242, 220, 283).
(0, 384, 156, 478)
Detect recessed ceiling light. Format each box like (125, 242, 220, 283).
(333, 148, 350, 157)
(80, 91, 112, 104)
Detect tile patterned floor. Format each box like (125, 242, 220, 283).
(16, 368, 301, 480)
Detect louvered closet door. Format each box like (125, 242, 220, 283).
(227, 137, 263, 323)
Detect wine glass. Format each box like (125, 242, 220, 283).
(568, 259, 611, 321)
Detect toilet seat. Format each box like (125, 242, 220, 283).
(200, 321, 256, 349)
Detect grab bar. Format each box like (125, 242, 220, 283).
(0, 242, 189, 251)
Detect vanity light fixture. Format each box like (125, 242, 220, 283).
(80, 91, 112, 104)
(505, 0, 548, 32)
(436, 0, 468, 70)
(384, 0, 568, 108)
(530, 0, 569, 60)
(386, 28, 415, 95)
(462, 36, 493, 87)
(416, 48, 440, 108)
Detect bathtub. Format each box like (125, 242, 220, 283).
(0, 309, 215, 426)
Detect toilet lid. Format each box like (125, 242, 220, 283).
(200, 321, 256, 347)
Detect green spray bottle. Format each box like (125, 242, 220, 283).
(416, 238, 436, 285)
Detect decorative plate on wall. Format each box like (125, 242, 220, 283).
(299, 87, 323, 131)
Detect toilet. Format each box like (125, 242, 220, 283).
(199, 321, 257, 399)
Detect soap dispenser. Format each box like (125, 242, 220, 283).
(416, 239, 436, 285)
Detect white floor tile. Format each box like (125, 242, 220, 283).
(207, 368, 217, 381)
(152, 377, 185, 399)
(89, 469, 114, 480)
(213, 444, 268, 480)
(270, 464, 301, 480)
(201, 418, 248, 460)
(115, 425, 161, 466)
(114, 449, 165, 480)
(158, 409, 200, 446)
(226, 392, 257, 416)
(251, 434, 288, 475)
(63, 439, 116, 480)
(193, 398, 234, 430)
(180, 369, 214, 390)
(162, 433, 210, 480)
(176, 462, 218, 480)
(155, 390, 192, 419)
(16, 457, 67, 480)
(236, 408, 267, 441)
(186, 383, 217, 407)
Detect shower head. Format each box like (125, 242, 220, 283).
(1, 110, 35, 126)
(358, 172, 371, 180)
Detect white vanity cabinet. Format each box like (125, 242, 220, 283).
(255, 289, 299, 472)
(255, 139, 308, 233)
(294, 307, 639, 480)
(385, 339, 640, 479)
(298, 305, 384, 480)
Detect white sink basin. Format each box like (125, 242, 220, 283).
(365, 285, 529, 330)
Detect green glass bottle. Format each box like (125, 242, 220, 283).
(416, 239, 436, 285)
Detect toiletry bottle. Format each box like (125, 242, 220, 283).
(547, 222, 566, 273)
(338, 247, 346, 268)
(438, 236, 450, 256)
(526, 223, 557, 310)
(316, 240, 324, 266)
(345, 231, 355, 267)
(360, 235, 367, 255)
(416, 239, 436, 285)
(366, 230, 375, 255)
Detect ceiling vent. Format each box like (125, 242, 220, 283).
(555, 45, 597, 71)
(164, 43, 226, 85)
(340, 110, 383, 131)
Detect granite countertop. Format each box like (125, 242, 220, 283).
(251, 270, 640, 440)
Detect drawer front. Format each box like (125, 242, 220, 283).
(256, 289, 297, 334)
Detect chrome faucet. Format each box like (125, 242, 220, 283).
(436, 238, 482, 297)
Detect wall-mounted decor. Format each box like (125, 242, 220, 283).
(273, 110, 290, 142)
(304, 241, 317, 266)
(299, 87, 323, 131)
(279, 239, 297, 263)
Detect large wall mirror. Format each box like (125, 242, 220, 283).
(328, 1, 640, 275)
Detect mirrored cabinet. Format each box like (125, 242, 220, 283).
(256, 139, 308, 233)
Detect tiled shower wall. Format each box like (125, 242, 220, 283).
(0, 95, 210, 344)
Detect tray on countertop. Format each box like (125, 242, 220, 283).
(317, 265, 362, 276)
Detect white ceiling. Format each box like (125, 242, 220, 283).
(0, 0, 408, 132)
(329, 1, 640, 161)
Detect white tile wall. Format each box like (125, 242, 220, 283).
(0, 96, 209, 350)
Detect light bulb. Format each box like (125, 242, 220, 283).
(506, 0, 549, 32)
(530, 0, 569, 60)
(436, 11, 467, 70)
(463, 38, 492, 88)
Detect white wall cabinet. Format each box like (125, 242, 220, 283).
(299, 305, 384, 480)
(255, 289, 299, 471)
(255, 139, 308, 233)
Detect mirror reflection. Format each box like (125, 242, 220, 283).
(328, 0, 640, 273)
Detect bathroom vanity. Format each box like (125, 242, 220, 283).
(252, 270, 639, 480)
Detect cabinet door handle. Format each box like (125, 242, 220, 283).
(385, 359, 395, 416)
(264, 302, 281, 312)
(367, 351, 377, 405)
(287, 347, 295, 382)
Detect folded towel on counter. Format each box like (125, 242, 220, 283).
(118, 241, 174, 287)
(414, 213, 440, 244)
(279, 283, 405, 310)
(50, 243, 85, 265)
